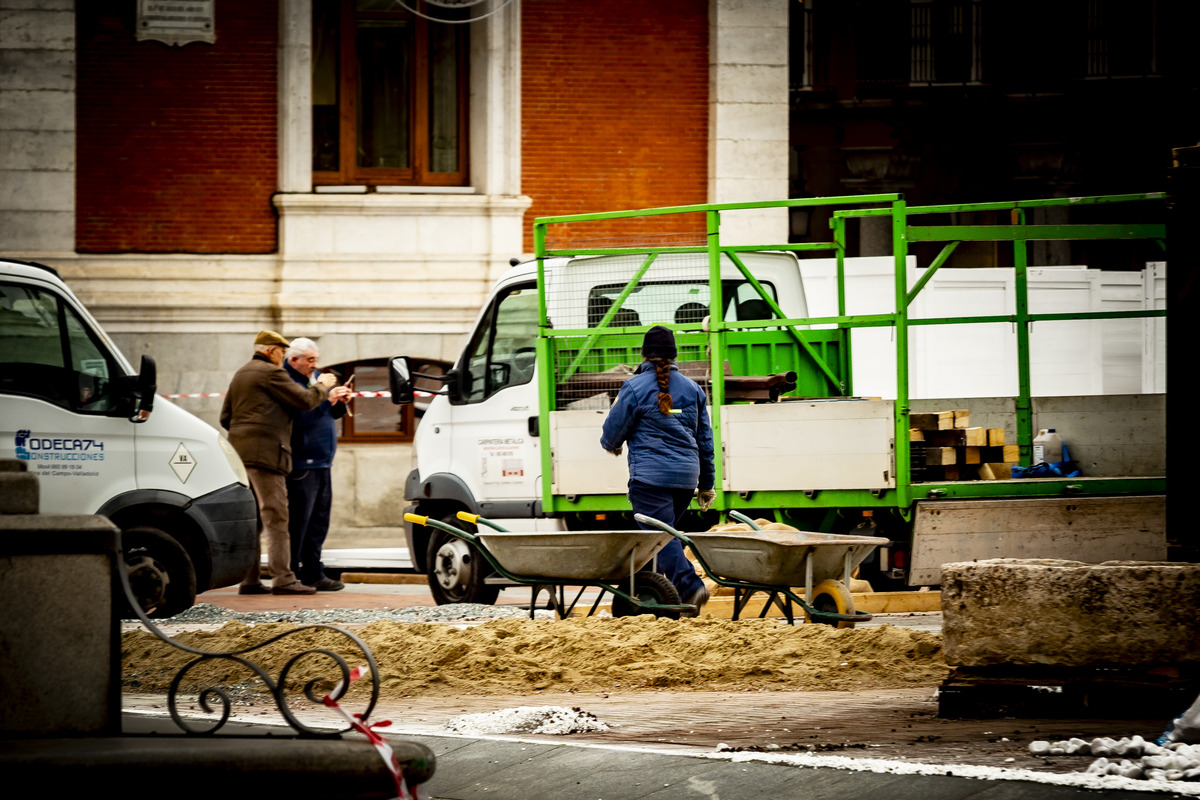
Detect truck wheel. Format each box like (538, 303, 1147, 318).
(610, 572, 682, 620)
(426, 515, 500, 606)
(120, 526, 198, 619)
(807, 578, 856, 629)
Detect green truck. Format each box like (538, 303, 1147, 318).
(390, 192, 1167, 604)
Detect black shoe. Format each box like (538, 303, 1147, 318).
(238, 583, 270, 595)
(682, 585, 709, 617)
(314, 577, 345, 592)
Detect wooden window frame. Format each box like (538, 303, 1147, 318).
(336, 360, 415, 444)
(313, 0, 469, 187)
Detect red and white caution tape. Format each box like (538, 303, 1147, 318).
(323, 665, 419, 800)
(157, 390, 419, 399)
(159, 392, 229, 399)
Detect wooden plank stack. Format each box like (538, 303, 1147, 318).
(909, 408, 1017, 481)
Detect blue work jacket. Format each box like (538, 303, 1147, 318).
(600, 361, 715, 491)
(286, 361, 347, 471)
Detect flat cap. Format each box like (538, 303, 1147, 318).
(253, 330, 290, 347)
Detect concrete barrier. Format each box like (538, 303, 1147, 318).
(941, 558, 1200, 668)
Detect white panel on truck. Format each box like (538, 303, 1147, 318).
(550, 409, 629, 495)
(721, 399, 895, 492)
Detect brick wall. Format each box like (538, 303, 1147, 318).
(76, 3, 278, 253)
(521, 0, 709, 251)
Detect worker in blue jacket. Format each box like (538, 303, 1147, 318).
(600, 325, 714, 613)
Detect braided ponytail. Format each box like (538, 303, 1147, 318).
(640, 325, 677, 415)
(651, 357, 673, 414)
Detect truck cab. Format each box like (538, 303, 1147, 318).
(0, 258, 258, 617)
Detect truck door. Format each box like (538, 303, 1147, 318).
(448, 281, 541, 507)
(0, 280, 136, 512)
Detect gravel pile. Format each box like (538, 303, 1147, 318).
(1029, 737, 1200, 782)
(156, 602, 554, 627)
(446, 706, 611, 736)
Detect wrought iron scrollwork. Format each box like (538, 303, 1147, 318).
(119, 554, 379, 737)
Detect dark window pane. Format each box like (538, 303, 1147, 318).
(64, 307, 116, 411)
(349, 365, 405, 433)
(357, 19, 410, 169)
(428, 22, 460, 173)
(312, 0, 340, 172)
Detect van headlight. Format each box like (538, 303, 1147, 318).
(217, 435, 249, 487)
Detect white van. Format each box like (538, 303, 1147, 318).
(0, 258, 257, 616)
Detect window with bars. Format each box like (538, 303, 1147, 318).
(909, 0, 982, 84)
(1086, 0, 1159, 78)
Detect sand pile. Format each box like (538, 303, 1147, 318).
(123, 615, 946, 699)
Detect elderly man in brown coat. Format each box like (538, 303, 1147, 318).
(221, 330, 338, 595)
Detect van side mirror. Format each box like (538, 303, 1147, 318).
(131, 355, 156, 422)
(388, 356, 414, 404)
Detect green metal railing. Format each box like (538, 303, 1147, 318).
(532, 192, 1167, 520)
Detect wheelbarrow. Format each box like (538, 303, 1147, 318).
(634, 511, 889, 627)
(404, 512, 697, 620)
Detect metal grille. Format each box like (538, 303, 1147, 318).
(545, 249, 714, 411)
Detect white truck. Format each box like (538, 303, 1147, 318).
(0, 258, 258, 616)
(389, 194, 1167, 605)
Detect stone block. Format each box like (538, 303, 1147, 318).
(0, 515, 120, 736)
(941, 558, 1200, 668)
(0, 168, 74, 211)
(0, 469, 37, 513)
(0, 48, 75, 91)
(0, 129, 74, 171)
(712, 63, 788, 105)
(0, 8, 74, 50)
(0, 87, 74, 131)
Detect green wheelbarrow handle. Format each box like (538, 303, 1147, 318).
(726, 510, 762, 530)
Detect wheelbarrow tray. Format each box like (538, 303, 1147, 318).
(686, 530, 889, 586)
(476, 530, 675, 583)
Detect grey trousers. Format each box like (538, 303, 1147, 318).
(244, 467, 299, 588)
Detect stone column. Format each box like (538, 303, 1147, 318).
(0, 0, 76, 254)
(708, 0, 789, 245)
(470, 0, 522, 201)
(278, 0, 313, 194)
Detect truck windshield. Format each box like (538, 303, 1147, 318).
(459, 283, 539, 403)
(586, 279, 777, 327)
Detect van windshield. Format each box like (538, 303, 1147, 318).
(586, 279, 777, 328)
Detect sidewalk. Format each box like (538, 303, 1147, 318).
(122, 687, 1179, 799)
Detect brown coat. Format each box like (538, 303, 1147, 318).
(220, 353, 328, 475)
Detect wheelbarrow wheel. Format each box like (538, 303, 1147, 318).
(806, 579, 856, 628)
(610, 572, 682, 620)
(426, 514, 500, 606)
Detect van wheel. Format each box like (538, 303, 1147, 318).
(120, 526, 198, 619)
(426, 515, 500, 606)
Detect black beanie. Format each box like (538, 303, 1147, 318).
(641, 325, 677, 360)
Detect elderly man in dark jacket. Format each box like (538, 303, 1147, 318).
(284, 337, 351, 591)
(221, 330, 336, 595)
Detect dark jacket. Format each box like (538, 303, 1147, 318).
(220, 353, 328, 475)
(285, 360, 347, 472)
(600, 361, 715, 491)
